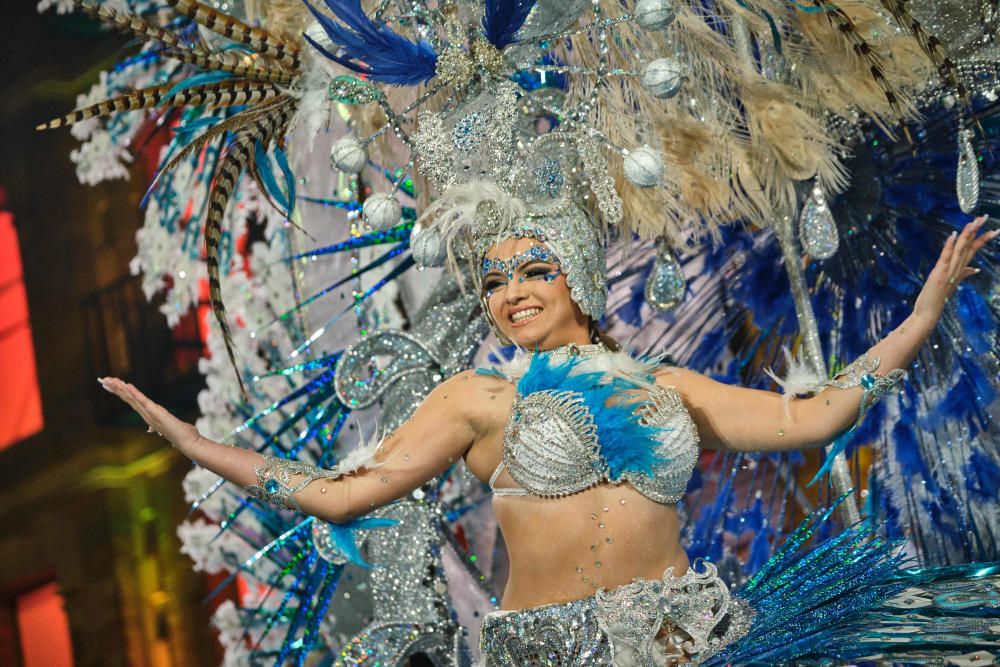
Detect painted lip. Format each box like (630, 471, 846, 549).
(507, 305, 543, 328)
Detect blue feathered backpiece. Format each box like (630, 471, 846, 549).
(302, 0, 438, 85)
(482, 0, 538, 49)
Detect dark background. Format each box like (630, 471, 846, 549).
(0, 4, 222, 666)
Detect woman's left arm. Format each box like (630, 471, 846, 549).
(662, 216, 997, 453)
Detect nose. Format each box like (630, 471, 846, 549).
(505, 275, 528, 303)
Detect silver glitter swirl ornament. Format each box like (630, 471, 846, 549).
(362, 192, 403, 231)
(641, 58, 685, 99)
(410, 224, 447, 267)
(798, 184, 839, 260)
(624, 145, 665, 188)
(646, 239, 686, 311)
(635, 0, 677, 31)
(334, 330, 437, 409)
(330, 135, 367, 174)
(956, 127, 980, 214)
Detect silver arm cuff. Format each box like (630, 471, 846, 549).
(245, 455, 342, 512)
(823, 353, 907, 431)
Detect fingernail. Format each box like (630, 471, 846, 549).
(950, 230, 958, 238)
(972, 268, 981, 274)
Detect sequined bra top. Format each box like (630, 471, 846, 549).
(477, 344, 699, 504)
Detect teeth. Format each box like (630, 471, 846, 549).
(511, 308, 541, 322)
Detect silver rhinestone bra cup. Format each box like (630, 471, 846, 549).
(487, 345, 700, 504)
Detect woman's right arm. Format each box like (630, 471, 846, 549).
(100, 370, 486, 523)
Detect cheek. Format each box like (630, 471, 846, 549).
(487, 293, 506, 323)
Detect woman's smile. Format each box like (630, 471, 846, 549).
(509, 305, 543, 327)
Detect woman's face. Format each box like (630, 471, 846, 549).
(481, 237, 591, 349)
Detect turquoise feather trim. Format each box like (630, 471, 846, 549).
(512, 352, 670, 480)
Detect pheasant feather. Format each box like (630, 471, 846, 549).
(166, 0, 302, 72)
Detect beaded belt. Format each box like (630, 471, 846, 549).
(480, 561, 754, 666)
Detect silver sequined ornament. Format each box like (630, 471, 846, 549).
(956, 127, 980, 214)
(635, 0, 676, 31)
(624, 145, 664, 188)
(645, 239, 685, 311)
(641, 58, 685, 99)
(798, 184, 839, 260)
(363, 192, 402, 231)
(312, 522, 349, 565)
(330, 135, 367, 174)
(410, 224, 448, 267)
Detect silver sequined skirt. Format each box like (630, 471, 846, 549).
(479, 561, 755, 666)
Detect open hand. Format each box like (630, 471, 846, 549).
(912, 215, 997, 324)
(98, 377, 202, 453)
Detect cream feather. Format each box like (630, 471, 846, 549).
(764, 347, 827, 418)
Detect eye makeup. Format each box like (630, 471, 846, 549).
(481, 245, 562, 298)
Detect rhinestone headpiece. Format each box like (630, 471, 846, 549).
(413, 85, 616, 319)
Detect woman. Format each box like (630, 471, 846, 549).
(101, 213, 997, 665)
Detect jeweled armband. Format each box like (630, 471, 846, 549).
(245, 456, 342, 512)
(823, 353, 907, 431)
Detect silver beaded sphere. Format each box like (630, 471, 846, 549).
(624, 146, 664, 188)
(362, 193, 402, 231)
(410, 225, 447, 267)
(635, 0, 676, 31)
(642, 58, 685, 99)
(330, 135, 367, 173)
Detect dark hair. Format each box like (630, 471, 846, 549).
(589, 320, 621, 352)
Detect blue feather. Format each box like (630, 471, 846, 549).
(482, 0, 538, 49)
(325, 517, 399, 568)
(515, 353, 669, 479)
(160, 71, 232, 103)
(254, 139, 291, 214)
(302, 0, 437, 85)
(274, 146, 297, 216)
(955, 285, 997, 356)
(964, 449, 1000, 502)
(892, 416, 937, 494)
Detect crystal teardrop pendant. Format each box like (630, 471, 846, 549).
(645, 239, 685, 312)
(798, 184, 839, 260)
(956, 128, 980, 214)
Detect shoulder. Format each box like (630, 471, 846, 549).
(653, 365, 719, 402)
(439, 369, 512, 394)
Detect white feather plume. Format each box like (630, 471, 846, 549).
(764, 347, 827, 417)
(335, 425, 393, 475)
(488, 347, 667, 393)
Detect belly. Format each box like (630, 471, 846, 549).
(492, 482, 689, 610)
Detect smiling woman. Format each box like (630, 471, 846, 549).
(100, 200, 1000, 664)
(481, 237, 591, 350)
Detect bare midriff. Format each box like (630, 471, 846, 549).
(490, 481, 690, 611)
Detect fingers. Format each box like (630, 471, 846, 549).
(948, 217, 982, 274)
(947, 216, 994, 282)
(937, 229, 957, 270)
(98, 377, 161, 433)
